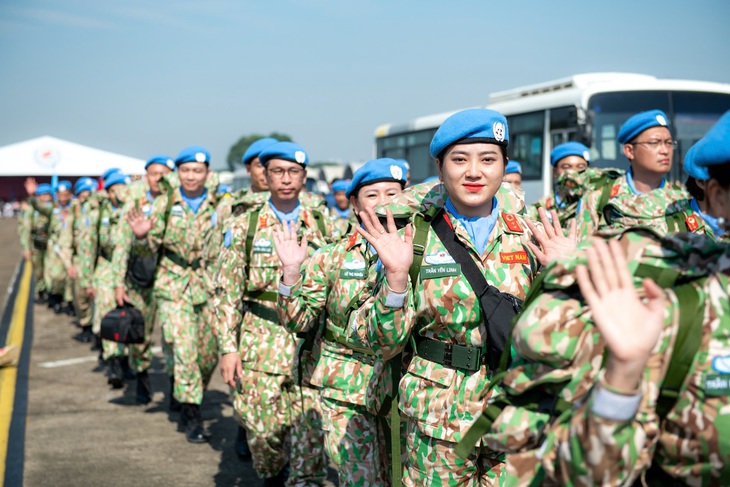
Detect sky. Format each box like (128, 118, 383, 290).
(1, 0, 729, 171)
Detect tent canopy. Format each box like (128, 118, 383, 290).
(0, 136, 145, 177)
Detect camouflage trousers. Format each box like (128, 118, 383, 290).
(402, 419, 505, 487)
(234, 370, 327, 484)
(157, 298, 218, 405)
(321, 396, 390, 487)
(92, 257, 125, 361)
(44, 245, 67, 296)
(125, 283, 156, 373)
(72, 257, 92, 327)
(31, 249, 46, 294)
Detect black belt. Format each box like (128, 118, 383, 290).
(163, 249, 202, 270)
(245, 301, 279, 323)
(415, 336, 486, 372)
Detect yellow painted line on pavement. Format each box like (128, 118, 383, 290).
(0, 263, 32, 484)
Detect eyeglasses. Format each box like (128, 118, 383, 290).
(267, 167, 305, 178)
(632, 139, 677, 150)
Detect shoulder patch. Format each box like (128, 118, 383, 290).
(223, 229, 232, 248)
(501, 212, 524, 233)
(686, 214, 699, 232)
(610, 184, 620, 198)
(345, 231, 359, 251)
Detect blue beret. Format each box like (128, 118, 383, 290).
(430, 108, 509, 158)
(346, 158, 407, 198)
(57, 180, 72, 192)
(694, 110, 730, 169)
(103, 173, 129, 190)
(175, 146, 210, 166)
(331, 180, 350, 193)
(505, 160, 522, 175)
(617, 109, 670, 144)
(36, 183, 52, 196)
(550, 142, 591, 167)
(259, 142, 309, 167)
(396, 159, 410, 171)
(145, 154, 175, 170)
(102, 168, 121, 181)
(74, 177, 96, 195)
(682, 145, 709, 180)
(242, 138, 279, 165)
(423, 176, 439, 184)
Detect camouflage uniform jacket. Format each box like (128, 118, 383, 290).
(486, 229, 730, 486)
(366, 199, 541, 444)
(143, 187, 220, 305)
(213, 201, 335, 379)
(56, 199, 87, 271)
(18, 204, 33, 251)
(576, 174, 684, 239)
(76, 197, 124, 289)
(601, 189, 720, 238)
(30, 198, 71, 262)
(278, 231, 391, 414)
(329, 206, 358, 241)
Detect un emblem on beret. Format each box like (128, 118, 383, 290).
(166, 159, 175, 169)
(195, 152, 207, 163)
(295, 151, 306, 164)
(493, 122, 506, 142)
(583, 150, 591, 161)
(390, 165, 404, 180)
(656, 114, 667, 126)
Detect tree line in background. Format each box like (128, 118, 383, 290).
(226, 132, 293, 171)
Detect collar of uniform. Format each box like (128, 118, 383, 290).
(260, 199, 311, 229)
(172, 186, 215, 210)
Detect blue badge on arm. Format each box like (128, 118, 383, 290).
(224, 229, 232, 248)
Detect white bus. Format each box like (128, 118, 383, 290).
(374, 73, 730, 203)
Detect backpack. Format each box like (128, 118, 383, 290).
(601, 187, 695, 236)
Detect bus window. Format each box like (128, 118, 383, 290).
(507, 111, 544, 181)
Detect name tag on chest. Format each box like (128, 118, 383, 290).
(253, 238, 273, 254)
(420, 263, 461, 280)
(704, 374, 730, 396)
(340, 268, 366, 280)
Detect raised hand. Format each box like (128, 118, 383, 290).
(24, 177, 38, 196)
(526, 208, 578, 266)
(273, 221, 308, 285)
(356, 207, 413, 292)
(576, 238, 666, 391)
(126, 206, 153, 239)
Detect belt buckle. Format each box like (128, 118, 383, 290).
(443, 343, 454, 367)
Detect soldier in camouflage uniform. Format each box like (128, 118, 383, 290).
(276, 159, 408, 487)
(77, 172, 130, 388)
(56, 178, 96, 341)
(328, 179, 358, 240)
(112, 155, 174, 404)
(527, 142, 592, 226)
(357, 109, 575, 486)
(20, 183, 52, 303)
(126, 146, 220, 443)
(472, 110, 730, 486)
(215, 142, 334, 486)
(576, 109, 684, 239)
(601, 141, 727, 239)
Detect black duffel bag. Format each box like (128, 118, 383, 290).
(100, 304, 145, 344)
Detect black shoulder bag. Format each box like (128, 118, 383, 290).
(431, 210, 523, 370)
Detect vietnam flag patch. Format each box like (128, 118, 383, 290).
(500, 251, 529, 264)
(686, 214, 699, 232)
(501, 212, 524, 233)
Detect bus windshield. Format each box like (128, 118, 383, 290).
(588, 90, 730, 179)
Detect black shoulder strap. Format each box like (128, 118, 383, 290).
(430, 209, 517, 370)
(243, 208, 261, 280)
(311, 209, 327, 237)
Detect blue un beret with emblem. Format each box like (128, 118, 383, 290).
(259, 142, 309, 167)
(104, 173, 129, 190)
(74, 177, 96, 195)
(683, 145, 710, 180)
(430, 108, 509, 159)
(36, 183, 52, 196)
(550, 142, 591, 167)
(346, 158, 408, 198)
(505, 160, 522, 175)
(102, 168, 121, 181)
(617, 109, 670, 145)
(57, 180, 72, 192)
(331, 180, 350, 193)
(145, 154, 175, 170)
(242, 138, 279, 166)
(694, 110, 730, 169)
(175, 146, 210, 166)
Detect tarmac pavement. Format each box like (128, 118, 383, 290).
(0, 218, 338, 487)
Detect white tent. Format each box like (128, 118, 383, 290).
(0, 136, 145, 176)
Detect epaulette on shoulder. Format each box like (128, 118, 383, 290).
(501, 212, 524, 234)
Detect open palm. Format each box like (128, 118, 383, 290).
(356, 207, 413, 276)
(126, 206, 153, 239)
(273, 221, 308, 269)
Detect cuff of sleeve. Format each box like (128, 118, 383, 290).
(591, 383, 642, 422)
(384, 287, 407, 309)
(279, 282, 293, 297)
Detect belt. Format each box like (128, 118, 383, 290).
(324, 328, 376, 360)
(244, 290, 278, 303)
(245, 301, 279, 323)
(415, 336, 486, 372)
(163, 249, 202, 270)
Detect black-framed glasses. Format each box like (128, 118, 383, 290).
(267, 167, 305, 178)
(632, 139, 677, 149)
